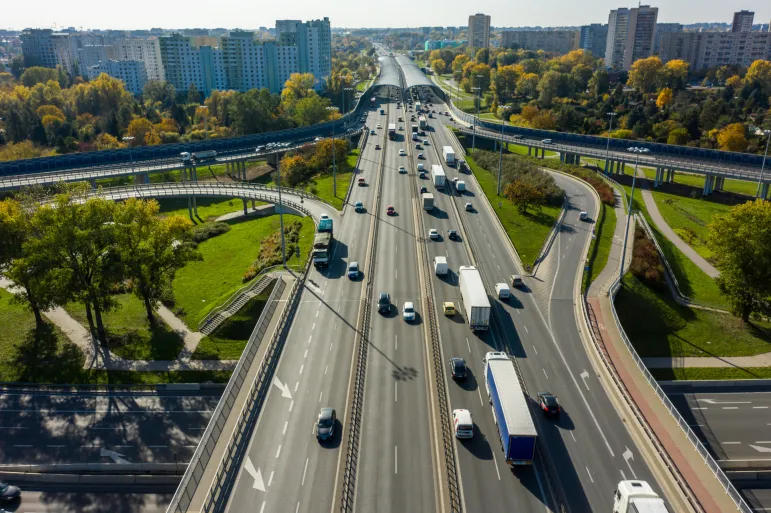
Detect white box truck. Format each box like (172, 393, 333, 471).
(431, 164, 446, 189)
(613, 481, 669, 513)
(434, 256, 448, 275)
(422, 193, 435, 210)
(443, 146, 456, 166)
(458, 266, 491, 330)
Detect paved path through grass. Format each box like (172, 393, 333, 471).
(636, 168, 720, 278)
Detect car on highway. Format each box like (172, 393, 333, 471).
(386, 205, 395, 216)
(417, 153, 424, 159)
(378, 292, 391, 314)
(449, 117, 454, 121)
(370, 129, 376, 135)
(420, 186, 427, 194)
(449, 357, 467, 380)
(255, 145, 265, 152)
(398, 166, 406, 173)
(314, 137, 323, 142)
(399, 149, 406, 156)
(542, 138, 553, 144)
(511, 274, 524, 288)
(448, 229, 458, 240)
(443, 302, 456, 316)
(423, 139, 429, 145)
(402, 302, 416, 322)
(320, 213, 329, 220)
(465, 202, 473, 211)
(358, 177, 366, 186)
(512, 134, 523, 139)
(354, 201, 364, 212)
(316, 407, 337, 440)
(0, 482, 20, 502)
(579, 211, 589, 221)
(452, 409, 473, 439)
(428, 229, 439, 240)
(377, 124, 382, 129)
(415, 143, 421, 149)
(419, 171, 426, 179)
(347, 261, 359, 279)
(375, 144, 381, 150)
(399, 126, 404, 130)
(417, 163, 424, 172)
(537, 392, 561, 417)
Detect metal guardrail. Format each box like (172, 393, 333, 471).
(606, 276, 752, 513)
(533, 195, 567, 269)
(341, 129, 368, 211)
(165, 274, 286, 513)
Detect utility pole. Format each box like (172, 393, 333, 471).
(276, 156, 286, 266)
(605, 112, 617, 174)
(756, 129, 771, 199)
(619, 147, 650, 283)
(471, 73, 483, 153)
(497, 117, 505, 195)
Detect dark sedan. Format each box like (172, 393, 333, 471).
(449, 357, 467, 380)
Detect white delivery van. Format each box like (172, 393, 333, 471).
(495, 283, 511, 299)
(434, 256, 448, 275)
(452, 409, 473, 439)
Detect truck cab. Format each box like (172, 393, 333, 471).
(613, 481, 669, 513)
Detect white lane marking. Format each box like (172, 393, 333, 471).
(148, 445, 167, 448)
(692, 407, 708, 410)
(302, 458, 309, 486)
(296, 502, 300, 513)
(13, 445, 32, 448)
(722, 442, 741, 445)
(304, 349, 308, 359)
(754, 406, 769, 409)
(492, 453, 502, 481)
(395, 382, 398, 402)
(294, 381, 299, 392)
(299, 364, 304, 375)
(723, 407, 739, 410)
(260, 501, 266, 513)
(696, 399, 751, 405)
(395, 269, 398, 279)
(276, 445, 282, 458)
(754, 441, 771, 444)
(524, 325, 528, 334)
(580, 370, 591, 391)
(268, 471, 274, 487)
(571, 431, 576, 442)
(319, 391, 323, 403)
(395, 335, 398, 351)
(586, 466, 594, 483)
(330, 342, 333, 351)
(289, 400, 294, 412)
(478, 388, 484, 406)
(532, 345, 538, 355)
(466, 338, 471, 353)
(325, 365, 328, 375)
(47, 445, 65, 448)
(283, 421, 288, 435)
(543, 368, 548, 379)
(312, 323, 316, 331)
(619, 469, 627, 481)
(316, 310, 319, 318)
(395, 445, 398, 474)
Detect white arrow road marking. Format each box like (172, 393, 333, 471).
(100, 448, 130, 464)
(580, 370, 591, 391)
(696, 399, 751, 405)
(750, 445, 771, 454)
(273, 377, 292, 399)
(244, 456, 266, 491)
(622, 447, 637, 479)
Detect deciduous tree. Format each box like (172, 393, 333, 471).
(627, 56, 663, 94)
(504, 179, 545, 213)
(717, 123, 748, 152)
(745, 60, 771, 95)
(656, 88, 673, 108)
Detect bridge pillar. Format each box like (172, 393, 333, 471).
(604, 159, 609, 175)
(760, 182, 769, 200)
(654, 167, 662, 188)
(242, 161, 247, 181)
(252, 199, 256, 209)
(243, 198, 248, 215)
(540, 148, 545, 159)
(89, 178, 97, 189)
(187, 197, 193, 221)
(528, 147, 532, 157)
(559, 152, 565, 164)
(703, 175, 715, 195)
(574, 154, 580, 166)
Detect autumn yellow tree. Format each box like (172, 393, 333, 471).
(745, 60, 771, 94)
(431, 59, 447, 75)
(656, 88, 673, 108)
(627, 56, 663, 93)
(662, 59, 689, 90)
(726, 75, 742, 88)
(126, 117, 159, 146)
(717, 123, 748, 152)
(516, 73, 540, 98)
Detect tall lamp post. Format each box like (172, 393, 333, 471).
(471, 74, 483, 152)
(122, 136, 135, 184)
(605, 112, 617, 174)
(756, 129, 771, 200)
(497, 116, 505, 195)
(328, 106, 340, 198)
(619, 147, 650, 283)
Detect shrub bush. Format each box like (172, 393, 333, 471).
(630, 226, 665, 288)
(192, 222, 231, 243)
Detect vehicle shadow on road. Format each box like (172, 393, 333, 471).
(490, 302, 527, 358)
(456, 367, 479, 393)
(426, 207, 449, 220)
(317, 420, 343, 450)
(319, 240, 349, 280)
(457, 424, 494, 461)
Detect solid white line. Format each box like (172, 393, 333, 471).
(289, 400, 294, 412)
(260, 501, 266, 513)
(466, 338, 471, 353)
(491, 453, 502, 480)
(395, 445, 398, 474)
(302, 457, 309, 486)
(319, 391, 323, 403)
(586, 466, 594, 483)
(395, 382, 398, 402)
(299, 364, 304, 375)
(543, 368, 548, 379)
(276, 445, 282, 458)
(268, 471, 274, 487)
(478, 388, 484, 406)
(283, 421, 288, 435)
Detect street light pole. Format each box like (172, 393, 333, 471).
(605, 112, 617, 174)
(276, 156, 286, 266)
(619, 147, 650, 283)
(472, 74, 482, 152)
(122, 136, 135, 184)
(756, 129, 771, 200)
(497, 117, 505, 195)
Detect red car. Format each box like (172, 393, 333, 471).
(386, 205, 395, 216)
(375, 144, 381, 150)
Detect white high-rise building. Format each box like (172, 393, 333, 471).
(116, 38, 165, 81)
(86, 60, 147, 94)
(159, 34, 205, 93)
(275, 20, 301, 41)
(77, 45, 117, 70)
(605, 5, 659, 70)
(296, 18, 331, 89)
(467, 13, 491, 54)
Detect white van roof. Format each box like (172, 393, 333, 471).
(453, 409, 472, 425)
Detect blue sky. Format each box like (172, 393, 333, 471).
(4, 0, 770, 30)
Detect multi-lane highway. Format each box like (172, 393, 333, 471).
(224, 105, 384, 513)
(0, 388, 221, 466)
(668, 391, 771, 462)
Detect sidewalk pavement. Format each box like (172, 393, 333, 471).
(584, 200, 738, 513)
(185, 272, 296, 513)
(644, 353, 771, 368)
(636, 169, 720, 278)
(588, 184, 632, 298)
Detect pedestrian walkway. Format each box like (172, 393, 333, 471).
(636, 169, 720, 278)
(583, 191, 738, 513)
(588, 184, 633, 298)
(644, 353, 771, 368)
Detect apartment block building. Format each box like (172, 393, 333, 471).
(660, 31, 771, 70)
(158, 33, 205, 93)
(605, 5, 659, 70)
(77, 45, 117, 71)
(115, 38, 165, 81)
(579, 24, 608, 58)
(20, 29, 74, 72)
(653, 23, 682, 55)
(732, 10, 754, 33)
(467, 13, 491, 54)
(502, 30, 580, 55)
(86, 59, 147, 94)
(275, 20, 301, 41)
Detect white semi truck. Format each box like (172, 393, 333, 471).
(443, 146, 456, 166)
(613, 481, 670, 513)
(458, 266, 491, 330)
(431, 164, 446, 189)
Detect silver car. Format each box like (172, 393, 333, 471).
(316, 407, 336, 440)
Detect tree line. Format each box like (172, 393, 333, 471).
(423, 45, 771, 154)
(0, 185, 200, 347)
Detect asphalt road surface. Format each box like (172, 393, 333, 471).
(668, 391, 771, 462)
(0, 388, 221, 465)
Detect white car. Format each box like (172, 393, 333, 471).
(402, 302, 416, 322)
(314, 137, 323, 142)
(377, 124, 382, 129)
(428, 229, 439, 240)
(320, 213, 329, 220)
(399, 149, 406, 156)
(398, 166, 406, 173)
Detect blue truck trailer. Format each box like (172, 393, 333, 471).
(483, 351, 537, 466)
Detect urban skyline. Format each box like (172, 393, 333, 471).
(2, 0, 770, 31)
